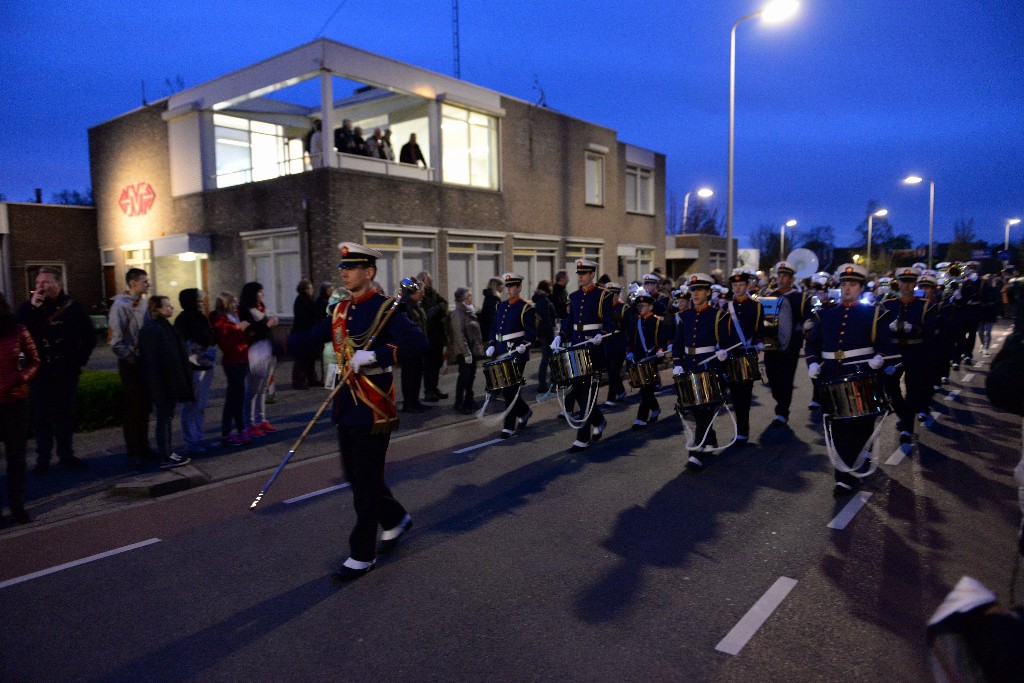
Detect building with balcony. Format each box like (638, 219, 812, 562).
(89, 39, 665, 318)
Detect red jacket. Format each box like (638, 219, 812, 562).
(211, 311, 249, 366)
(0, 324, 41, 403)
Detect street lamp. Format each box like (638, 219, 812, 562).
(779, 218, 797, 261)
(866, 208, 888, 273)
(727, 0, 799, 275)
(902, 175, 935, 269)
(682, 187, 714, 232)
(1007, 218, 1022, 252)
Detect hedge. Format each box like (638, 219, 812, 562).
(75, 369, 124, 431)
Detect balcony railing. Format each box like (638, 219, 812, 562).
(216, 152, 435, 188)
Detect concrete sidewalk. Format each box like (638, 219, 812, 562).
(9, 350, 557, 530)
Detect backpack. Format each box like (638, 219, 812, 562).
(985, 331, 1024, 416)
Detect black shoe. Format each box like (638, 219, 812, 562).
(568, 440, 590, 453)
(434, 390, 449, 400)
(11, 508, 31, 525)
(734, 437, 753, 448)
(686, 455, 705, 472)
(648, 411, 660, 424)
(591, 419, 607, 441)
(378, 517, 413, 555)
(899, 431, 913, 445)
(422, 393, 439, 403)
(59, 455, 88, 469)
(159, 453, 191, 469)
(769, 415, 788, 429)
(517, 409, 533, 429)
(331, 561, 375, 583)
(631, 420, 647, 431)
(402, 404, 426, 414)
(500, 429, 514, 439)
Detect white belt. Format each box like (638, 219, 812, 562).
(575, 323, 602, 331)
(359, 365, 393, 376)
(685, 345, 716, 355)
(821, 347, 873, 361)
(496, 331, 524, 342)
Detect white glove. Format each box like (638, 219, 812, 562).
(485, 345, 495, 358)
(349, 349, 376, 373)
(715, 349, 729, 362)
(808, 362, 821, 379)
(515, 343, 528, 355)
(802, 319, 814, 332)
(952, 290, 962, 301)
(903, 322, 913, 333)
(889, 320, 898, 332)
(463, 355, 472, 364)
(590, 333, 603, 346)
(626, 352, 635, 363)
(755, 343, 765, 352)
(656, 349, 665, 359)
(884, 365, 898, 376)
(672, 365, 685, 377)
(666, 343, 673, 355)
(550, 335, 562, 351)
(868, 354, 885, 370)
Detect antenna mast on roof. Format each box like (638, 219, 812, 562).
(452, 0, 461, 79)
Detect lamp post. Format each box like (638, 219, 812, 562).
(682, 187, 714, 233)
(1006, 218, 1022, 252)
(726, 0, 799, 275)
(866, 208, 888, 273)
(902, 175, 935, 269)
(779, 218, 797, 261)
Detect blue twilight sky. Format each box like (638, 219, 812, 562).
(2, 0, 1022, 250)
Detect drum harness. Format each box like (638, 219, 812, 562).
(676, 340, 743, 453)
(551, 333, 617, 430)
(475, 348, 527, 427)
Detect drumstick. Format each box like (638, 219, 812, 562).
(568, 330, 619, 350)
(841, 354, 901, 366)
(698, 341, 743, 366)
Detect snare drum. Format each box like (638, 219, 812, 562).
(549, 348, 593, 387)
(821, 373, 890, 419)
(674, 369, 726, 408)
(483, 357, 523, 393)
(627, 357, 660, 388)
(723, 349, 761, 382)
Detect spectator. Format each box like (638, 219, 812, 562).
(552, 270, 570, 323)
(109, 267, 153, 469)
(334, 119, 355, 155)
(398, 278, 429, 413)
(419, 271, 449, 402)
(17, 266, 95, 475)
(239, 282, 279, 438)
(291, 279, 320, 389)
(351, 126, 367, 156)
(532, 280, 557, 393)
(400, 133, 427, 167)
(138, 296, 193, 469)
(0, 293, 40, 525)
(365, 128, 385, 159)
(479, 277, 503, 347)
(382, 129, 396, 161)
(449, 287, 483, 414)
(174, 289, 217, 455)
(211, 292, 251, 446)
(308, 119, 325, 169)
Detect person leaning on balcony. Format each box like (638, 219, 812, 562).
(400, 133, 427, 167)
(382, 129, 395, 161)
(364, 128, 385, 159)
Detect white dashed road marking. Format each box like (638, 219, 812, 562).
(0, 538, 162, 589)
(284, 483, 350, 504)
(453, 439, 502, 454)
(715, 577, 799, 655)
(827, 491, 873, 530)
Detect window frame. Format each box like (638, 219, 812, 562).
(584, 152, 605, 207)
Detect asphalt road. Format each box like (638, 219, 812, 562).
(2, 327, 1022, 682)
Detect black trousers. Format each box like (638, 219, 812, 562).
(637, 383, 660, 422)
(727, 380, 754, 438)
(423, 343, 444, 394)
(501, 357, 530, 430)
(885, 356, 932, 434)
(568, 377, 604, 443)
(118, 360, 152, 461)
(829, 414, 878, 487)
(605, 348, 626, 401)
(764, 348, 800, 419)
(30, 372, 81, 465)
(454, 357, 477, 408)
(0, 399, 29, 512)
(690, 405, 718, 451)
(221, 363, 248, 435)
(337, 425, 407, 562)
(401, 355, 424, 407)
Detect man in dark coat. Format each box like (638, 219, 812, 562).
(419, 271, 449, 402)
(399, 133, 427, 167)
(17, 266, 95, 474)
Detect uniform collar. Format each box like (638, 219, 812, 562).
(840, 300, 859, 308)
(695, 303, 711, 312)
(582, 284, 596, 292)
(507, 295, 520, 305)
(776, 287, 793, 295)
(734, 294, 749, 303)
(899, 294, 916, 304)
(351, 289, 376, 305)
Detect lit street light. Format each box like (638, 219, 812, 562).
(866, 208, 888, 273)
(682, 187, 714, 232)
(779, 218, 797, 261)
(1007, 218, 1022, 252)
(902, 175, 935, 269)
(726, 0, 799, 275)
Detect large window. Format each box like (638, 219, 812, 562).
(448, 238, 503, 305)
(513, 241, 558, 295)
(215, 114, 300, 188)
(364, 231, 436, 296)
(243, 230, 301, 317)
(620, 246, 655, 284)
(441, 104, 499, 190)
(625, 164, 654, 215)
(585, 153, 604, 206)
(708, 250, 727, 273)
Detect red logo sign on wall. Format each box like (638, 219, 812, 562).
(118, 182, 156, 217)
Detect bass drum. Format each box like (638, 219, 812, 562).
(483, 357, 523, 393)
(760, 295, 793, 352)
(821, 372, 890, 419)
(549, 348, 593, 387)
(674, 369, 726, 408)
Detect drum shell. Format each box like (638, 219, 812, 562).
(723, 350, 762, 383)
(549, 348, 593, 387)
(674, 370, 726, 408)
(627, 358, 660, 388)
(821, 373, 890, 419)
(483, 357, 523, 393)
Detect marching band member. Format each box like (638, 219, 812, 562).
(805, 263, 896, 497)
(485, 273, 536, 439)
(916, 271, 945, 414)
(881, 266, 937, 444)
(715, 270, 764, 446)
(672, 273, 720, 471)
(552, 259, 616, 453)
(642, 273, 670, 316)
(305, 243, 429, 581)
(601, 282, 628, 407)
(763, 261, 813, 428)
(626, 289, 669, 429)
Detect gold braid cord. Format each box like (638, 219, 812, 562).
(332, 296, 400, 435)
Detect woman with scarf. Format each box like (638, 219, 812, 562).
(449, 287, 484, 414)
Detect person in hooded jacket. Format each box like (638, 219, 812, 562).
(174, 289, 217, 454)
(210, 292, 251, 446)
(139, 296, 193, 469)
